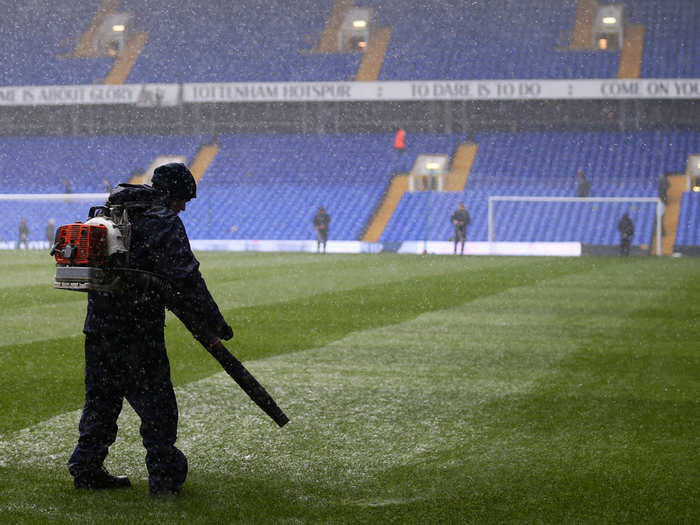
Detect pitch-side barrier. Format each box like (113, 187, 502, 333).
(2, 238, 580, 256)
(187, 239, 582, 256)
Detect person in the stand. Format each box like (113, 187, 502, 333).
(17, 217, 30, 249)
(576, 169, 590, 198)
(658, 174, 669, 205)
(450, 202, 471, 255)
(394, 128, 406, 154)
(313, 206, 331, 254)
(68, 163, 233, 496)
(617, 212, 635, 257)
(46, 218, 56, 247)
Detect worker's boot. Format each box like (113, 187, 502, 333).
(74, 466, 131, 489)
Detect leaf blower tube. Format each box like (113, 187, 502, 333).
(124, 269, 289, 428)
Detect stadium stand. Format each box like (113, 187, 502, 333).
(2, 0, 698, 85)
(381, 130, 700, 247)
(0, 1, 698, 253)
(0, 132, 462, 242)
(119, 0, 631, 82)
(186, 132, 464, 240)
(120, 0, 361, 83)
(625, 0, 700, 78)
(360, 0, 621, 80)
(0, 135, 202, 194)
(675, 191, 700, 253)
(0, 135, 202, 244)
(0, 0, 114, 86)
(4, 129, 696, 249)
(381, 190, 658, 247)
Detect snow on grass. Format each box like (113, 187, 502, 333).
(0, 280, 590, 490)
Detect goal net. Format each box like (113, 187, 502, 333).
(487, 196, 663, 255)
(0, 193, 108, 250)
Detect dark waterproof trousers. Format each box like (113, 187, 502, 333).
(68, 333, 187, 492)
(316, 229, 328, 252)
(454, 226, 466, 253)
(620, 236, 632, 256)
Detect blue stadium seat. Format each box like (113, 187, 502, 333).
(2, 1, 698, 85)
(382, 131, 699, 245)
(675, 192, 700, 247)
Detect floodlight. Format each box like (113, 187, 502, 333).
(112, 24, 126, 32)
(339, 8, 374, 51)
(593, 5, 624, 50)
(425, 162, 441, 171)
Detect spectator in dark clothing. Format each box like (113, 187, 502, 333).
(450, 202, 470, 255)
(46, 219, 56, 247)
(313, 206, 330, 253)
(17, 217, 29, 249)
(577, 169, 590, 198)
(618, 212, 634, 257)
(68, 163, 233, 496)
(658, 175, 670, 205)
(63, 178, 72, 194)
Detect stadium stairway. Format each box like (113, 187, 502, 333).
(361, 174, 409, 242)
(105, 32, 148, 84)
(570, 0, 597, 49)
(652, 175, 686, 255)
(355, 27, 393, 81)
(446, 143, 478, 192)
(189, 143, 220, 183)
(617, 25, 646, 79)
(127, 142, 218, 184)
(362, 140, 473, 241)
(74, 0, 119, 57)
(316, 0, 355, 53)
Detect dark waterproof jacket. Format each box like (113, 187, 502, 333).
(451, 209, 470, 229)
(313, 211, 330, 231)
(618, 215, 635, 240)
(84, 185, 231, 345)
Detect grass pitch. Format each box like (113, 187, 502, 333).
(0, 251, 698, 524)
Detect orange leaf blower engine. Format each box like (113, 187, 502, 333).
(54, 223, 108, 267)
(51, 205, 130, 292)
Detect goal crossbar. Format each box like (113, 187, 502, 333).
(487, 195, 663, 255)
(0, 193, 108, 201)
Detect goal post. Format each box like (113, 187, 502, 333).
(487, 196, 664, 256)
(0, 193, 108, 249)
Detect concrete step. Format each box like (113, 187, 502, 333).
(652, 175, 686, 255)
(617, 25, 646, 79)
(355, 27, 392, 81)
(316, 0, 355, 53)
(362, 174, 409, 242)
(104, 32, 148, 85)
(446, 143, 478, 192)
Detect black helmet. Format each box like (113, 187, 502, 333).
(151, 163, 197, 200)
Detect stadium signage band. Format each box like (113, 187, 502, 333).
(0, 84, 180, 106)
(0, 79, 698, 106)
(183, 79, 700, 102)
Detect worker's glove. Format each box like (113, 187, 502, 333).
(219, 323, 234, 341)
